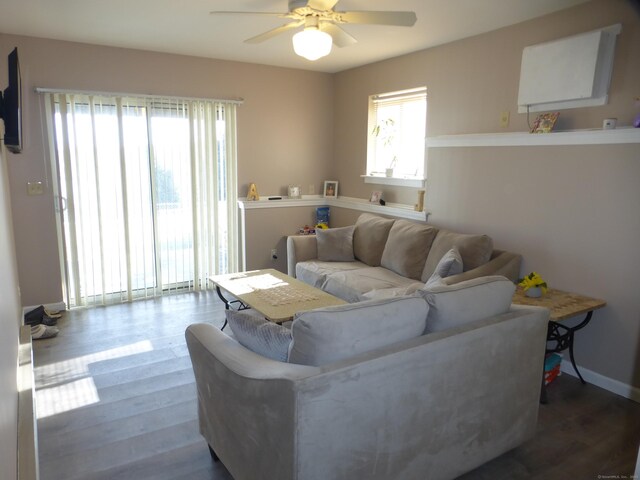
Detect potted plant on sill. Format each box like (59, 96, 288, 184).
(372, 118, 398, 177)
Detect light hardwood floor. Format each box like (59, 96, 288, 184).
(33, 292, 640, 479)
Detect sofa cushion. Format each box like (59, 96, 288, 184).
(322, 266, 424, 303)
(353, 214, 395, 266)
(380, 220, 438, 280)
(287, 296, 428, 366)
(361, 284, 424, 301)
(422, 230, 493, 282)
(317, 226, 355, 262)
(296, 260, 368, 289)
(226, 309, 292, 361)
(419, 275, 515, 333)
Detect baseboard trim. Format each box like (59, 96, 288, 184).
(561, 359, 640, 403)
(18, 325, 39, 480)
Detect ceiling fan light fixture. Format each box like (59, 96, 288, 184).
(292, 27, 332, 61)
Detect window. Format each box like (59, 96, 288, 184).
(43, 92, 239, 307)
(367, 87, 427, 180)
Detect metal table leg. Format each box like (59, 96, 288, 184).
(544, 310, 593, 388)
(215, 285, 249, 331)
(541, 310, 594, 402)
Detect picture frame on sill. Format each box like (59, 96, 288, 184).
(323, 181, 338, 198)
(288, 185, 301, 199)
(530, 112, 559, 134)
(369, 191, 383, 203)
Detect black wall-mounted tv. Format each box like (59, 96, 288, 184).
(0, 47, 22, 154)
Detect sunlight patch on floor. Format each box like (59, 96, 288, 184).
(37, 377, 100, 418)
(35, 340, 154, 418)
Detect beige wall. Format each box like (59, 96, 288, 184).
(0, 34, 334, 305)
(428, 145, 640, 387)
(333, 0, 640, 205)
(333, 0, 640, 389)
(0, 143, 22, 479)
(243, 206, 319, 272)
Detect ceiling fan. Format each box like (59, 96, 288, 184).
(210, 0, 417, 61)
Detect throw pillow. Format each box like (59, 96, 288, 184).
(380, 220, 438, 280)
(352, 214, 395, 266)
(317, 225, 355, 262)
(288, 296, 428, 366)
(419, 275, 515, 334)
(226, 309, 292, 362)
(422, 230, 493, 282)
(424, 247, 463, 287)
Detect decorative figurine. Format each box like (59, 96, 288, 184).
(247, 183, 259, 201)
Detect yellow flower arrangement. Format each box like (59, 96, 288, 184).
(518, 272, 548, 294)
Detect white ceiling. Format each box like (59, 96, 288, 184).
(0, 0, 590, 73)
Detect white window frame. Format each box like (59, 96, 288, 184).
(365, 87, 427, 187)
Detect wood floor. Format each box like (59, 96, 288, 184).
(33, 292, 640, 480)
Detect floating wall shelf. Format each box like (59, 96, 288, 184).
(238, 195, 429, 222)
(426, 128, 640, 148)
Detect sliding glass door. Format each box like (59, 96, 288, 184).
(44, 92, 238, 307)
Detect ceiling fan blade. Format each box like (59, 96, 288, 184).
(307, 0, 339, 10)
(210, 11, 285, 17)
(244, 21, 304, 44)
(338, 11, 417, 27)
(321, 23, 357, 48)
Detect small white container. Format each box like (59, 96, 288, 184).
(525, 287, 542, 298)
(603, 118, 617, 129)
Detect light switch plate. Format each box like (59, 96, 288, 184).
(27, 182, 44, 196)
(500, 111, 510, 128)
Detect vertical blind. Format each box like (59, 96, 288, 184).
(42, 91, 239, 307)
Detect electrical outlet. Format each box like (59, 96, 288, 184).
(500, 111, 510, 128)
(27, 181, 44, 196)
(309, 184, 315, 195)
(271, 249, 278, 260)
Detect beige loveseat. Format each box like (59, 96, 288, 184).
(186, 276, 549, 480)
(287, 213, 522, 302)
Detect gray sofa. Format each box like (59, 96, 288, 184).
(287, 213, 522, 303)
(186, 276, 549, 480)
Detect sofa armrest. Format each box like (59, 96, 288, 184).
(286, 235, 318, 277)
(443, 249, 522, 285)
(185, 323, 318, 479)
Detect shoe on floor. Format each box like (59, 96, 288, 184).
(41, 314, 58, 326)
(24, 305, 45, 326)
(44, 308, 63, 319)
(31, 324, 59, 340)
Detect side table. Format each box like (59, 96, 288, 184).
(512, 287, 606, 400)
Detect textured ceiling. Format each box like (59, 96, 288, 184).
(0, 0, 590, 73)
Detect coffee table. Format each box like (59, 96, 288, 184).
(209, 269, 346, 329)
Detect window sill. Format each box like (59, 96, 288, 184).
(361, 175, 426, 188)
